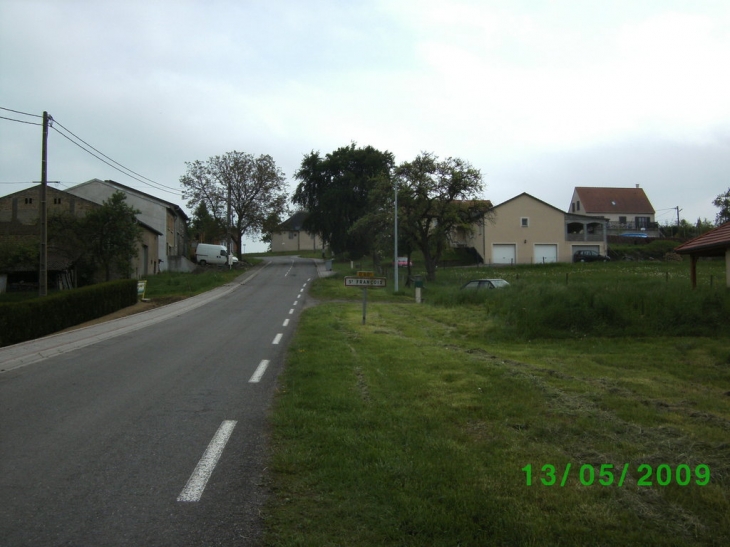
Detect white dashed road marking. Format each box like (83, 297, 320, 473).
(177, 420, 237, 502)
(249, 360, 270, 383)
(283, 319, 289, 327)
(272, 333, 283, 345)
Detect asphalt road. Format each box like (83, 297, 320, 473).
(0, 256, 318, 546)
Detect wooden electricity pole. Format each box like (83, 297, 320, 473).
(39, 111, 49, 297)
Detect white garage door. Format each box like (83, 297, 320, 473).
(534, 244, 557, 264)
(492, 244, 516, 265)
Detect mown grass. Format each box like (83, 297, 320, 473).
(265, 259, 730, 546)
(141, 261, 260, 298)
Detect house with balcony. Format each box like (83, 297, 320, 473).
(568, 185, 657, 236)
(458, 193, 609, 264)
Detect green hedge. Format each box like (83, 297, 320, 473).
(0, 279, 138, 347)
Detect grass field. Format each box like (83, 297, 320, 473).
(265, 258, 729, 546)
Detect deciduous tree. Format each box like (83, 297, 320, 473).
(292, 143, 394, 257)
(85, 191, 142, 281)
(180, 151, 289, 257)
(713, 187, 730, 225)
(395, 153, 491, 281)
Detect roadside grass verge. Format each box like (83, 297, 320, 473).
(267, 259, 729, 545)
(266, 302, 730, 546)
(142, 263, 260, 298)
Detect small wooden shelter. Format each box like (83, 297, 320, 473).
(674, 221, 730, 288)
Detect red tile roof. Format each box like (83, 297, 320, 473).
(575, 187, 655, 214)
(675, 222, 730, 255)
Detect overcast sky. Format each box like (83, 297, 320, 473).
(2, 0, 729, 252)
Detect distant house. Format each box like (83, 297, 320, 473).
(569, 185, 656, 235)
(675, 221, 730, 288)
(66, 179, 191, 272)
(459, 193, 608, 264)
(270, 211, 324, 252)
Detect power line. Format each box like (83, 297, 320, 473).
(51, 117, 181, 193)
(50, 126, 180, 197)
(0, 115, 42, 126)
(0, 106, 42, 118)
(1, 107, 182, 197)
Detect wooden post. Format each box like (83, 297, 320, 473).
(39, 111, 49, 297)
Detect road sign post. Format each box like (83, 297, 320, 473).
(344, 273, 386, 324)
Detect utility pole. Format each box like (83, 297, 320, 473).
(226, 182, 232, 269)
(394, 177, 398, 292)
(39, 111, 49, 297)
(676, 206, 682, 237)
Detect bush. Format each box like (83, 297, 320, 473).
(610, 240, 680, 260)
(0, 279, 137, 347)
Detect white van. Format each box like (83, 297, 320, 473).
(196, 243, 235, 266)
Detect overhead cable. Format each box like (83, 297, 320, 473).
(50, 126, 180, 196)
(51, 118, 181, 193)
(0, 106, 43, 118)
(0, 115, 42, 126)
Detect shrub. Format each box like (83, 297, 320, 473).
(0, 279, 137, 347)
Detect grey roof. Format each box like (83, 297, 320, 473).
(278, 211, 309, 231)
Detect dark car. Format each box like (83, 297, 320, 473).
(460, 279, 510, 290)
(573, 250, 610, 262)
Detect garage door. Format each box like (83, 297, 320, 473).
(492, 244, 516, 265)
(534, 244, 557, 264)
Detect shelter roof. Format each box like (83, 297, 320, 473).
(675, 222, 730, 256)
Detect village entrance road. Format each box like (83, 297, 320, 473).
(0, 256, 318, 547)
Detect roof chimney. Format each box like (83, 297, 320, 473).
(636, 184, 640, 188)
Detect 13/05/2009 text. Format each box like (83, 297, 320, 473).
(521, 463, 710, 487)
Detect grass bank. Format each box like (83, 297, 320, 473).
(140, 265, 257, 299)
(265, 260, 730, 546)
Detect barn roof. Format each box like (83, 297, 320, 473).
(675, 221, 730, 256)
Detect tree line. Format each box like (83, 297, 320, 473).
(181, 143, 491, 282)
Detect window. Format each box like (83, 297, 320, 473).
(576, 201, 581, 211)
(521, 217, 529, 227)
(53, 198, 62, 204)
(635, 217, 650, 229)
(24, 197, 33, 204)
(289, 231, 297, 239)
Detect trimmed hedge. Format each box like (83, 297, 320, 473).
(0, 279, 137, 347)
